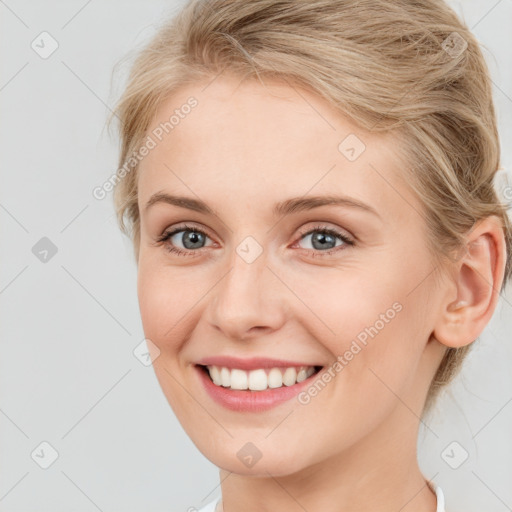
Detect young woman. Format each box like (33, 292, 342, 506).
(110, 1, 511, 510)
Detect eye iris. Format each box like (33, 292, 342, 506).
(170, 228, 344, 252)
(311, 232, 336, 250)
(182, 231, 204, 249)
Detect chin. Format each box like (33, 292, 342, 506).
(191, 434, 315, 477)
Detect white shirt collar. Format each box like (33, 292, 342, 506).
(435, 485, 446, 512)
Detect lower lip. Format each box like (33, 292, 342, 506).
(195, 365, 321, 412)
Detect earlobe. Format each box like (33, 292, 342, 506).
(433, 216, 506, 349)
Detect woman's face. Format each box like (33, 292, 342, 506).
(136, 74, 447, 475)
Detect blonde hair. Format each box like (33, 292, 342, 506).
(110, 0, 512, 412)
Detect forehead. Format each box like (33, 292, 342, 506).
(137, 74, 415, 221)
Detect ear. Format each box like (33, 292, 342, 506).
(433, 215, 507, 348)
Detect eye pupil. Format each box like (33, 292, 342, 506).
(183, 231, 204, 249)
(163, 226, 350, 257)
(312, 232, 335, 250)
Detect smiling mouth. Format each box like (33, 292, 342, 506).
(197, 364, 323, 391)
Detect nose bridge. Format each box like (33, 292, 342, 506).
(208, 239, 285, 339)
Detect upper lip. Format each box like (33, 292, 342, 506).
(195, 356, 322, 370)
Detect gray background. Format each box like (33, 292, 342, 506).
(0, 1, 511, 511)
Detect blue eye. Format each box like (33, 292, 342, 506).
(156, 224, 212, 257)
(156, 223, 354, 258)
(295, 225, 354, 257)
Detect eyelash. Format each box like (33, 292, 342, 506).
(155, 223, 355, 258)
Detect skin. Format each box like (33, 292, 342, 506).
(135, 73, 506, 512)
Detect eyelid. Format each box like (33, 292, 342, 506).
(155, 221, 355, 256)
(295, 223, 354, 243)
(154, 222, 213, 245)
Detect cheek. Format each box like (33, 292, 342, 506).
(136, 260, 204, 350)
(136, 261, 201, 414)
(286, 259, 430, 389)
(279, 260, 408, 345)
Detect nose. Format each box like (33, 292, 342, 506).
(207, 248, 287, 341)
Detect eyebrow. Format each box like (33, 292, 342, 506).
(144, 192, 380, 218)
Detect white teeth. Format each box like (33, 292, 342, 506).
(230, 369, 248, 390)
(296, 368, 308, 382)
(282, 367, 297, 386)
(267, 368, 283, 388)
(220, 367, 230, 387)
(205, 365, 318, 391)
(248, 369, 267, 390)
(210, 366, 222, 386)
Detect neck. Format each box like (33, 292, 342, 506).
(217, 405, 437, 512)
